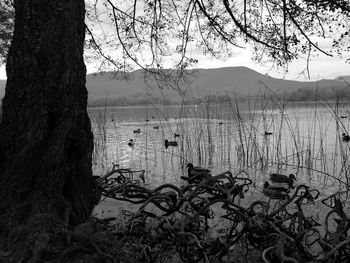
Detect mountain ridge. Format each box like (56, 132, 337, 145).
(85, 67, 350, 103)
(0, 67, 349, 104)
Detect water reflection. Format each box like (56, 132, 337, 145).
(89, 100, 350, 196)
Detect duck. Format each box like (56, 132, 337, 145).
(262, 182, 289, 200)
(174, 133, 180, 138)
(263, 181, 290, 193)
(342, 133, 350, 142)
(153, 126, 160, 129)
(164, 139, 178, 148)
(133, 128, 141, 134)
(218, 122, 224, 125)
(127, 139, 134, 147)
(187, 163, 211, 179)
(270, 173, 296, 185)
(264, 131, 273, 136)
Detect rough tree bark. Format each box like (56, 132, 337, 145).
(0, 0, 95, 254)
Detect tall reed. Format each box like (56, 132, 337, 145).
(89, 93, 350, 190)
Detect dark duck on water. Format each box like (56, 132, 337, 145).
(262, 181, 290, 199)
(127, 139, 134, 147)
(181, 163, 211, 183)
(187, 163, 211, 177)
(133, 128, 141, 134)
(164, 139, 178, 148)
(264, 181, 290, 193)
(270, 173, 296, 186)
(342, 133, 350, 142)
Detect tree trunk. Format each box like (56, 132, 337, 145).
(0, 0, 94, 236)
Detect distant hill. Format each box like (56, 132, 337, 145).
(86, 67, 350, 104)
(0, 67, 349, 105)
(336, 75, 350, 84)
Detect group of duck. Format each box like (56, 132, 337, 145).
(128, 132, 180, 148)
(133, 126, 160, 132)
(181, 162, 297, 200)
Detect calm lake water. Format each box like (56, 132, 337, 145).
(88, 100, 350, 255)
(88, 100, 350, 201)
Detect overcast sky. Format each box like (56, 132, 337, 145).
(1, 1, 349, 81)
(178, 46, 350, 81)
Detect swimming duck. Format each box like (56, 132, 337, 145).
(270, 173, 296, 185)
(264, 131, 273, 136)
(153, 126, 160, 129)
(164, 139, 178, 148)
(187, 163, 211, 178)
(263, 181, 289, 193)
(342, 133, 350, 142)
(133, 128, 141, 134)
(262, 182, 289, 200)
(127, 139, 134, 147)
(174, 133, 180, 137)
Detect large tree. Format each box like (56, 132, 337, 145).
(86, 0, 350, 79)
(0, 1, 13, 64)
(0, 0, 349, 261)
(0, 0, 96, 259)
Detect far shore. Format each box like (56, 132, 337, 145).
(87, 98, 350, 109)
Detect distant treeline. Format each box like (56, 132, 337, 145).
(88, 96, 174, 107)
(87, 86, 350, 107)
(285, 86, 350, 101)
(88, 94, 245, 107)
